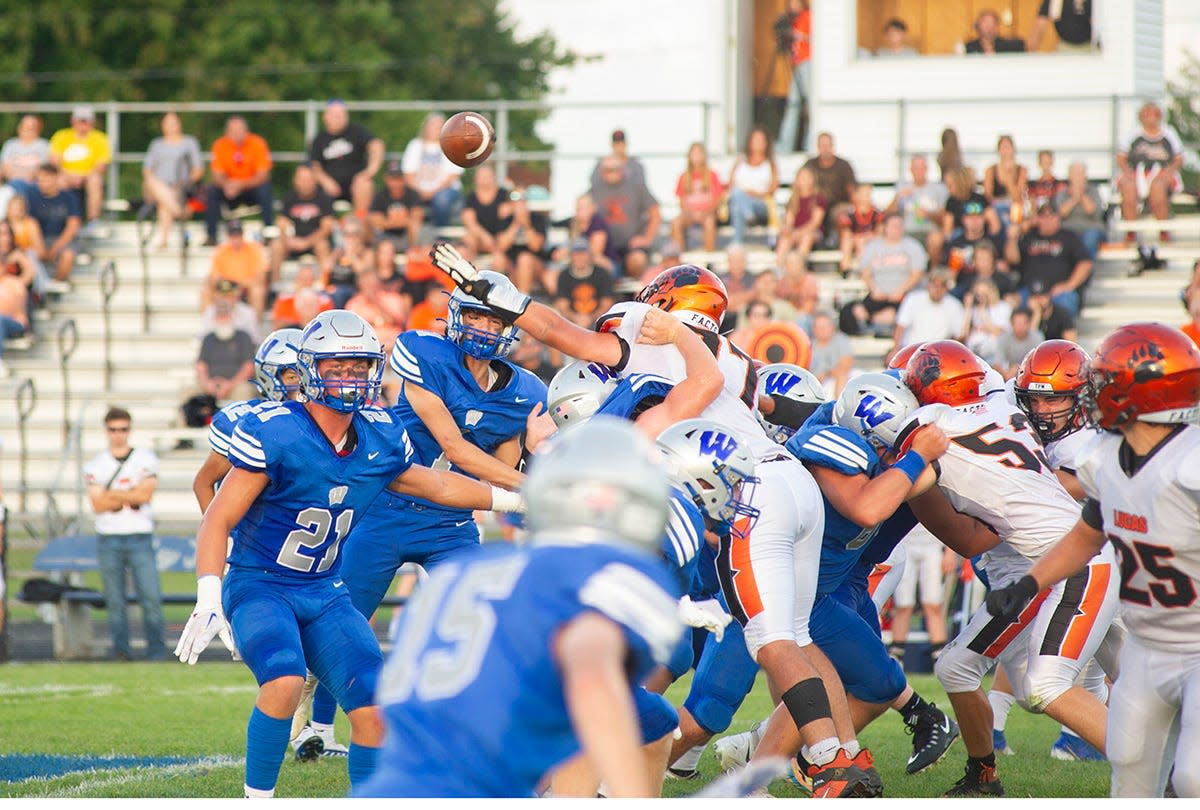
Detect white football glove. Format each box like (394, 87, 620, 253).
(677, 595, 733, 642)
(429, 240, 530, 320)
(174, 575, 237, 665)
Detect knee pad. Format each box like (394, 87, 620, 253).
(634, 688, 679, 744)
(1022, 661, 1077, 714)
(684, 627, 758, 735)
(933, 642, 985, 695)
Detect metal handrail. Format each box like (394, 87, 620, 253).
(42, 395, 93, 534)
(15, 377, 36, 513)
(56, 319, 79, 445)
(99, 261, 119, 389)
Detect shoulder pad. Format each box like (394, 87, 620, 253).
(790, 424, 871, 475)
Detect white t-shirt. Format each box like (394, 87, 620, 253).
(83, 447, 159, 535)
(400, 138, 464, 196)
(895, 291, 964, 347)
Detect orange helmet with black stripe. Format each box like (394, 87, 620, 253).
(1084, 322, 1200, 430)
(888, 341, 926, 371)
(904, 340, 989, 407)
(1014, 339, 1090, 443)
(636, 264, 728, 333)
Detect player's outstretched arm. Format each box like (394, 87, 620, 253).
(192, 451, 233, 514)
(388, 463, 523, 513)
(631, 311, 723, 437)
(403, 380, 524, 489)
(555, 612, 653, 798)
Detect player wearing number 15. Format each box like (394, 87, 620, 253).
(359, 418, 684, 798)
(173, 310, 523, 798)
(987, 322, 1200, 797)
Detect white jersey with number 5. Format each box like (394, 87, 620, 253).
(1075, 426, 1200, 653)
(900, 396, 1080, 583)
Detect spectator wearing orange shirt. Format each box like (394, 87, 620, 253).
(201, 219, 268, 315)
(271, 258, 334, 330)
(204, 116, 273, 246)
(671, 142, 724, 252)
(346, 269, 409, 353)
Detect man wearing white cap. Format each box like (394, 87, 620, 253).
(49, 105, 111, 223)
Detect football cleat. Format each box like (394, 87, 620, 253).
(315, 726, 349, 758)
(714, 720, 765, 773)
(290, 725, 324, 763)
(1050, 731, 1105, 762)
(853, 749, 885, 797)
(943, 760, 1005, 797)
(787, 750, 813, 795)
(665, 766, 702, 780)
(807, 748, 879, 798)
(993, 729, 1015, 756)
(905, 703, 960, 774)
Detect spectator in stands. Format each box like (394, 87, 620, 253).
(951, 239, 1017, 303)
(728, 298, 772, 348)
(875, 17, 917, 57)
(1181, 294, 1200, 349)
(803, 131, 857, 232)
(777, 0, 812, 152)
(462, 163, 516, 271)
(888, 154, 948, 266)
(1181, 258, 1200, 314)
(48, 105, 111, 225)
(554, 238, 615, 327)
(720, 245, 756, 317)
(808, 310, 855, 397)
(589, 155, 660, 278)
(324, 218, 374, 308)
(889, 526, 955, 668)
(4, 196, 46, 292)
(837, 183, 884, 273)
(1028, 149, 1064, 212)
(589, 128, 647, 190)
(565, 193, 614, 274)
(1026, 280, 1077, 341)
(346, 269, 408, 353)
(778, 249, 819, 330)
(893, 268, 965, 351)
(983, 134, 1028, 239)
(141, 112, 204, 251)
(308, 99, 383, 216)
(1005, 200, 1091, 317)
(0, 265, 28, 377)
(840, 213, 925, 337)
(946, 199, 1007, 285)
(509, 334, 558, 384)
(672, 142, 723, 252)
(726, 126, 780, 247)
(271, 258, 333, 330)
(270, 163, 335, 283)
(959, 279, 1012, 364)
(27, 163, 81, 283)
(965, 9, 1026, 53)
(994, 306, 1044, 378)
(195, 306, 257, 403)
(774, 165, 825, 266)
(507, 188, 551, 297)
(0, 222, 39, 322)
(369, 160, 423, 251)
(201, 278, 260, 343)
(1115, 101, 1185, 238)
(401, 113, 464, 229)
(637, 240, 684, 289)
(1055, 161, 1104, 259)
(937, 127, 963, 183)
(746, 268, 797, 324)
(202, 219, 268, 316)
(943, 166, 1000, 242)
(83, 407, 165, 661)
(204, 116, 273, 247)
(1, 115, 49, 197)
(1029, 0, 1093, 52)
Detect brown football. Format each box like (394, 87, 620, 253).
(439, 111, 496, 168)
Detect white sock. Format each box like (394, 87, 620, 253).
(843, 739, 861, 758)
(244, 785, 274, 798)
(311, 722, 334, 738)
(987, 689, 1016, 732)
(672, 743, 705, 772)
(805, 737, 841, 768)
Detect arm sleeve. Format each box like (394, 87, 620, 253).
(1080, 497, 1103, 530)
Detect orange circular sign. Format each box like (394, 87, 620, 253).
(746, 321, 812, 368)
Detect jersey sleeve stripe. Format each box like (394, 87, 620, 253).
(390, 350, 424, 384)
(207, 425, 232, 455)
(667, 500, 700, 566)
(803, 434, 869, 471)
(579, 563, 682, 665)
(229, 426, 267, 466)
(814, 430, 870, 466)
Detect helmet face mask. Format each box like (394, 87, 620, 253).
(755, 363, 828, 444)
(833, 372, 920, 452)
(547, 360, 619, 429)
(297, 311, 385, 413)
(1083, 323, 1200, 431)
(656, 419, 761, 538)
(445, 272, 520, 360)
(1013, 339, 1090, 443)
(636, 264, 729, 333)
(254, 328, 304, 402)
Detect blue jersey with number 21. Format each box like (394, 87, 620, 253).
(225, 400, 414, 579)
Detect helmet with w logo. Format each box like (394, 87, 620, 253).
(655, 418, 760, 534)
(1084, 322, 1200, 430)
(755, 363, 827, 444)
(1014, 339, 1091, 443)
(636, 264, 729, 333)
(904, 340, 989, 407)
(833, 372, 920, 451)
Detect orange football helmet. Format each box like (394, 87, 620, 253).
(1014, 340, 1091, 443)
(636, 264, 729, 332)
(1084, 322, 1200, 430)
(888, 341, 926, 371)
(904, 340, 989, 407)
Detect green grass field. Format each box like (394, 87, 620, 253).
(0, 662, 1110, 798)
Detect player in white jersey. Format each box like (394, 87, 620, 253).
(431, 244, 881, 797)
(988, 323, 1200, 797)
(898, 340, 1119, 796)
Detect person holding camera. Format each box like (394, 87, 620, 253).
(776, 0, 811, 153)
(83, 408, 166, 661)
(960, 279, 1012, 365)
(142, 112, 204, 251)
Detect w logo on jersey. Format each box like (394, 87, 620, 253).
(763, 371, 800, 397)
(698, 430, 738, 462)
(329, 486, 348, 506)
(854, 395, 894, 429)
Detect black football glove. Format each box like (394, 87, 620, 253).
(985, 574, 1040, 622)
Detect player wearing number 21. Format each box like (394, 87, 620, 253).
(172, 310, 524, 798)
(987, 323, 1200, 798)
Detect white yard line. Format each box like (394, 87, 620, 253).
(31, 755, 243, 797)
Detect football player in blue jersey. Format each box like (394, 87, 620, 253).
(191, 328, 303, 513)
(172, 310, 524, 798)
(357, 417, 685, 798)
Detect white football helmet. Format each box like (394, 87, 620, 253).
(755, 363, 828, 444)
(655, 418, 760, 535)
(254, 328, 303, 402)
(547, 360, 620, 429)
(297, 310, 385, 412)
(445, 271, 520, 360)
(523, 415, 670, 553)
(833, 372, 920, 451)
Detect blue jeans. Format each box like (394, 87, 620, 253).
(205, 183, 275, 240)
(778, 61, 811, 152)
(0, 315, 26, 359)
(1020, 286, 1080, 319)
(728, 188, 768, 245)
(96, 533, 167, 659)
(426, 187, 462, 228)
(1073, 227, 1104, 260)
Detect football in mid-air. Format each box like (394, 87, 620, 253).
(439, 111, 495, 168)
